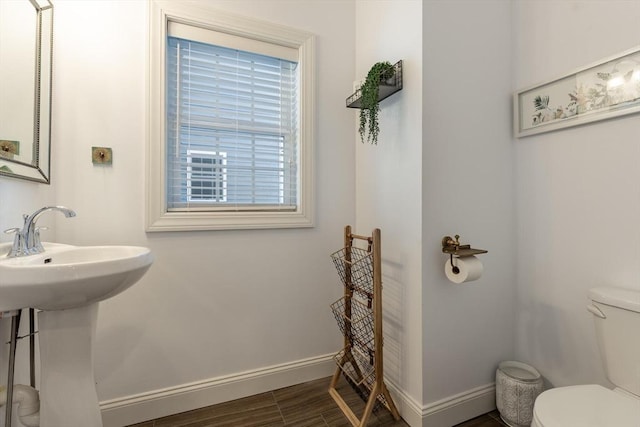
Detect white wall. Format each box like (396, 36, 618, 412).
(420, 1, 515, 425)
(513, 0, 640, 389)
(44, 0, 356, 423)
(353, 2, 515, 425)
(353, 0, 424, 423)
(0, 1, 358, 424)
(0, 183, 55, 238)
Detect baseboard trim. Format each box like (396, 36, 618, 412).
(385, 381, 424, 427)
(386, 381, 496, 427)
(100, 353, 336, 427)
(422, 383, 496, 427)
(101, 356, 496, 427)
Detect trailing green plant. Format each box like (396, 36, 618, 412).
(359, 61, 395, 144)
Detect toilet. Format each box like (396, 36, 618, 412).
(531, 286, 640, 427)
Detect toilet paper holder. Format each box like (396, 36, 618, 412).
(442, 235, 487, 274)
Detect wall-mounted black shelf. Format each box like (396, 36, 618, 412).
(346, 60, 403, 109)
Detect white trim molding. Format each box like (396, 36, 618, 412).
(146, 0, 315, 232)
(100, 353, 335, 427)
(386, 381, 496, 427)
(101, 360, 496, 427)
(384, 381, 425, 427)
(421, 383, 496, 427)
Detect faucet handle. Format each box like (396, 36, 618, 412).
(4, 228, 27, 258)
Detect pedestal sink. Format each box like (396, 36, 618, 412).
(0, 242, 153, 427)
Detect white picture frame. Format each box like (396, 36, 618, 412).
(515, 46, 640, 138)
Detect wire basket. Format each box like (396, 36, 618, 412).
(334, 346, 375, 387)
(330, 296, 374, 354)
(343, 373, 389, 413)
(330, 246, 374, 298)
(335, 345, 388, 412)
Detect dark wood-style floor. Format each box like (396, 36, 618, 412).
(127, 376, 508, 427)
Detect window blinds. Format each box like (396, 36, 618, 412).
(166, 25, 299, 212)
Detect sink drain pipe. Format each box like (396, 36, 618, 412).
(0, 384, 40, 427)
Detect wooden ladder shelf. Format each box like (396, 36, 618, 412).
(328, 226, 400, 426)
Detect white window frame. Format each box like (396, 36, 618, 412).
(146, 0, 315, 231)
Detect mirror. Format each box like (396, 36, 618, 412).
(0, 0, 53, 184)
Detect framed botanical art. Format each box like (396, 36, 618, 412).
(515, 46, 640, 137)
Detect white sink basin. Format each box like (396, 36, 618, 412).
(0, 242, 153, 311)
(0, 241, 153, 426)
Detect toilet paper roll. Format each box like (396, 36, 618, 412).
(444, 255, 483, 284)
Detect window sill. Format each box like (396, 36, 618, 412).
(145, 209, 314, 232)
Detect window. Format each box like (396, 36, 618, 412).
(147, 1, 315, 231)
(186, 150, 227, 203)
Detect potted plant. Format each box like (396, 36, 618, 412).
(359, 61, 395, 144)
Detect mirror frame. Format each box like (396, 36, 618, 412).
(0, 0, 54, 184)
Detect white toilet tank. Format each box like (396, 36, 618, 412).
(588, 286, 640, 397)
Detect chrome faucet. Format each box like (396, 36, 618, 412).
(4, 206, 76, 258)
